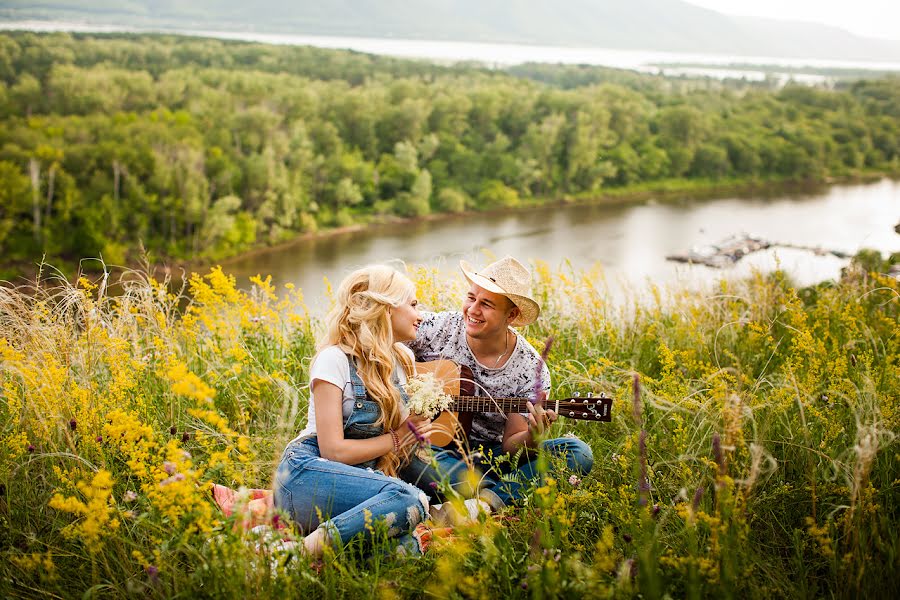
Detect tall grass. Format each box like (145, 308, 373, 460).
(1, 259, 897, 598)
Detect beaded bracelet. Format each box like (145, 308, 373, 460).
(389, 428, 400, 453)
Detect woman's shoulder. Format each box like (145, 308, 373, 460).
(397, 344, 415, 361)
(312, 345, 351, 371)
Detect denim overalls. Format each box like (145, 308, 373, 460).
(274, 356, 426, 546)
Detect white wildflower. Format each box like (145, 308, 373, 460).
(404, 373, 453, 418)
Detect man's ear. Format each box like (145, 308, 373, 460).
(507, 306, 521, 324)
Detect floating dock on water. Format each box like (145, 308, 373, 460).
(666, 234, 850, 268)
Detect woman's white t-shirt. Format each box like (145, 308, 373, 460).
(290, 345, 413, 444)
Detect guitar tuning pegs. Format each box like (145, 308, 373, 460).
(573, 392, 580, 397)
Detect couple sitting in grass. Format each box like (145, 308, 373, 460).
(214, 256, 593, 557)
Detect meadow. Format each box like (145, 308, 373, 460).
(1, 258, 897, 598)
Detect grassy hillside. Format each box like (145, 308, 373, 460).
(1, 258, 897, 597)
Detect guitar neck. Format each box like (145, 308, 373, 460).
(450, 395, 542, 414)
(448, 393, 613, 422)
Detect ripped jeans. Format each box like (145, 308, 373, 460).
(274, 438, 428, 547)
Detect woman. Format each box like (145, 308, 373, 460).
(274, 265, 434, 557)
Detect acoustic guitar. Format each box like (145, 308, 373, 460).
(415, 360, 612, 447)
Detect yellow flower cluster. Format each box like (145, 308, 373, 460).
(103, 409, 157, 479)
(8, 551, 57, 584)
(187, 408, 254, 484)
(144, 439, 216, 534)
(166, 359, 216, 404)
(48, 469, 120, 554)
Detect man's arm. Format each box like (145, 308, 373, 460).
(500, 355, 553, 453)
(501, 393, 557, 453)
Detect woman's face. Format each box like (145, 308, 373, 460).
(390, 293, 421, 342)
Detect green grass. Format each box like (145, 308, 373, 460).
(1, 258, 898, 598)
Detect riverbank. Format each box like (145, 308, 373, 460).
(213, 172, 892, 275)
(1, 171, 894, 286)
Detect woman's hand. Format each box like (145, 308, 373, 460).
(399, 413, 435, 448)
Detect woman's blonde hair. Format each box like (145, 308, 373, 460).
(318, 265, 415, 476)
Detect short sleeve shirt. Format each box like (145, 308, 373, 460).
(291, 345, 412, 444)
(406, 311, 550, 448)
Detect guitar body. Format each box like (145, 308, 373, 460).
(415, 360, 474, 447)
(413, 360, 612, 448)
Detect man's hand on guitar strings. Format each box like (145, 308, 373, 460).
(526, 391, 557, 437)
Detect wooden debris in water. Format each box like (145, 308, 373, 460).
(666, 234, 770, 268)
(666, 233, 850, 268)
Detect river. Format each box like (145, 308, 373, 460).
(220, 180, 900, 313)
(4, 20, 900, 83)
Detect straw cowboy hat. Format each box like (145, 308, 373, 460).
(459, 256, 541, 327)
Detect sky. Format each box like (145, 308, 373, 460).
(685, 1, 900, 41)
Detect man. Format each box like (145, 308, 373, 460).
(402, 256, 594, 508)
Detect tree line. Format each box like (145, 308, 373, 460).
(1, 31, 898, 270)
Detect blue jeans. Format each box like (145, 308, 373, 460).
(400, 436, 594, 506)
(274, 439, 429, 547)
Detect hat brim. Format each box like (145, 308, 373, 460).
(460, 260, 540, 327)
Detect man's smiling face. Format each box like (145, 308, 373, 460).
(462, 284, 518, 341)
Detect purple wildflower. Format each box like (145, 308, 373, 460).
(69, 418, 77, 431)
(27, 444, 35, 453)
(692, 486, 705, 512)
(96, 435, 103, 443)
(163, 462, 177, 475)
(170, 426, 177, 436)
(638, 430, 650, 506)
(652, 503, 661, 518)
(632, 373, 642, 425)
(568, 475, 581, 487)
(145, 565, 159, 583)
(407, 421, 426, 445)
(532, 336, 555, 405)
(181, 432, 191, 443)
(623, 533, 633, 543)
(712, 432, 725, 477)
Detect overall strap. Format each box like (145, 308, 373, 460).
(346, 354, 410, 403)
(346, 355, 368, 402)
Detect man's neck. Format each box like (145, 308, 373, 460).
(466, 329, 512, 366)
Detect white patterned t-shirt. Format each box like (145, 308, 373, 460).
(406, 311, 551, 449)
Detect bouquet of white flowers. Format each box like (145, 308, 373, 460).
(404, 372, 453, 419)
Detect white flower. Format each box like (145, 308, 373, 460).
(404, 373, 453, 419)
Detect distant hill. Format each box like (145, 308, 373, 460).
(3, 0, 900, 62)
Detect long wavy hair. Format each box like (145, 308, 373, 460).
(318, 265, 415, 476)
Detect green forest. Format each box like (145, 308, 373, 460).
(1, 31, 899, 274)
